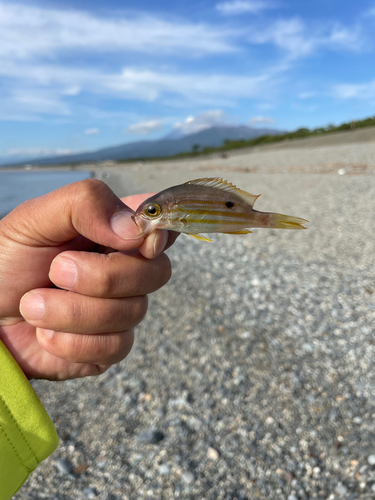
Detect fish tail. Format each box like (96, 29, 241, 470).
(265, 212, 308, 230)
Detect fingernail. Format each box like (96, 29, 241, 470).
(110, 210, 143, 240)
(39, 328, 54, 339)
(20, 292, 45, 321)
(153, 230, 169, 256)
(51, 257, 77, 289)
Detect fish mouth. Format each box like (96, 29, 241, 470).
(131, 214, 139, 227)
(131, 212, 152, 236)
(131, 213, 147, 236)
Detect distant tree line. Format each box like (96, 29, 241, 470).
(167, 115, 375, 160)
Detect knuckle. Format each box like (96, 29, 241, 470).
(96, 266, 117, 297)
(66, 295, 84, 326)
(157, 254, 172, 286)
(58, 332, 116, 364)
(103, 332, 133, 364)
(74, 179, 111, 205)
(78, 331, 133, 365)
(100, 296, 148, 331)
(130, 296, 148, 326)
(84, 334, 116, 362)
(93, 330, 134, 365)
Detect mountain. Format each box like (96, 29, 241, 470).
(1, 125, 284, 166)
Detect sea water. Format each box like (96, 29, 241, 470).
(0, 170, 92, 217)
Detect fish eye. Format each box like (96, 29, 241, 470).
(144, 203, 161, 217)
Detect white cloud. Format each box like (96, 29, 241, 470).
(85, 128, 100, 135)
(0, 2, 238, 60)
(63, 86, 81, 96)
(0, 60, 277, 121)
(0, 1, 251, 121)
(328, 25, 363, 51)
(333, 79, 375, 100)
(173, 110, 227, 135)
(108, 68, 273, 104)
(0, 84, 71, 121)
(248, 116, 275, 125)
(216, 0, 274, 15)
(249, 18, 315, 58)
(248, 18, 364, 60)
(0, 1, 367, 125)
(125, 119, 163, 135)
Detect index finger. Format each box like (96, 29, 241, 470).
(1, 179, 145, 251)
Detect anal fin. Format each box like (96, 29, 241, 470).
(186, 233, 213, 242)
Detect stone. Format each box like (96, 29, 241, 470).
(159, 464, 170, 475)
(181, 471, 195, 485)
(207, 447, 220, 460)
(55, 459, 72, 476)
(83, 487, 98, 499)
(137, 429, 165, 444)
(335, 484, 348, 496)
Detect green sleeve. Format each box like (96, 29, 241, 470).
(0, 340, 59, 499)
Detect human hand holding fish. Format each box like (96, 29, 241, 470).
(133, 177, 308, 242)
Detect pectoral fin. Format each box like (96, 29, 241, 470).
(186, 233, 213, 242)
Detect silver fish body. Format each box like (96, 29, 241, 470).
(133, 178, 307, 240)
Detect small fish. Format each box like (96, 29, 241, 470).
(133, 178, 307, 241)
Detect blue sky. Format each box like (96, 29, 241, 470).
(1, 0, 375, 162)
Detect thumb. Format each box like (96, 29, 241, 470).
(1, 179, 145, 250)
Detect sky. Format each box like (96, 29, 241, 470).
(1, 0, 375, 162)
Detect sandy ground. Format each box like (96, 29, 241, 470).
(13, 134, 375, 500)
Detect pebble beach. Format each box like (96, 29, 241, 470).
(13, 130, 375, 500)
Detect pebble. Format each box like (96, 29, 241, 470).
(265, 416, 275, 426)
(55, 459, 72, 476)
(367, 454, 375, 465)
(207, 447, 220, 460)
(136, 429, 165, 444)
(181, 471, 195, 485)
(159, 464, 170, 475)
(82, 487, 97, 498)
(302, 343, 314, 353)
(168, 396, 188, 407)
(185, 415, 202, 431)
(335, 484, 348, 496)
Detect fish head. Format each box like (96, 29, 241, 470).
(133, 192, 172, 234)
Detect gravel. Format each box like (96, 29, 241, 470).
(14, 139, 375, 499)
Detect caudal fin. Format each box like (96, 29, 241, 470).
(268, 213, 308, 230)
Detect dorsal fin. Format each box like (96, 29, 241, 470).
(185, 177, 260, 208)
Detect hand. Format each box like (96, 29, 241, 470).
(0, 179, 176, 380)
